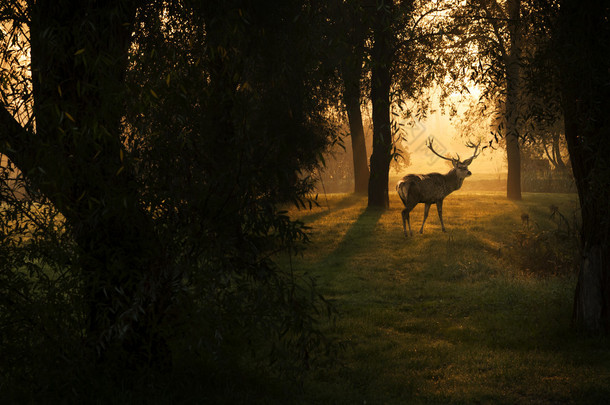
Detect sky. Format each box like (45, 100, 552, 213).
(396, 104, 506, 178)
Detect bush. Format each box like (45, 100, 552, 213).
(507, 205, 579, 276)
(0, 1, 341, 401)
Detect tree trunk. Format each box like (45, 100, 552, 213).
(572, 245, 607, 332)
(558, 0, 610, 334)
(564, 91, 610, 333)
(342, 45, 369, 195)
(368, 0, 393, 209)
(505, 0, 522, 200)
(22, 0, 172, 369)
(552, 130, 567, 172)
(340, 2, 369, 195)
(543, 130, 567, 171)
(505, 128, 521, 200)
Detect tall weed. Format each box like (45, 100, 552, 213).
(508, 204, 579, 276)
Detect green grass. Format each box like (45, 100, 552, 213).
(279, 191, 610, 404)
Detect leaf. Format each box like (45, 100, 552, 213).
(74, 48, 85, 55)
(65, 112, 75, 122)
(150, 89, 158, 98)
(317, 152, 326, 167)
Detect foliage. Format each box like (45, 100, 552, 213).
(0, 0, 341, 400)
(519, 138, 574, 193)
(0, 179, 85, 397)
(507, 205, 579, 275)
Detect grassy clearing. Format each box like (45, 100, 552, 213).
(279, 191, 610, 404)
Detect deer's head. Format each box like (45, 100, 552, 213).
(427, 139, 484, 180)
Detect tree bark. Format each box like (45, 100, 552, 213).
(2, 0, 173, 369)
(342, 42, 369, 195)
(505, 0, 522, 200)
(542, 130, 567, 171)
(557, 0, 610, 334)
(505, 128, 521, 200)
(368, 0, 393, 209)
(552, 131, 567, 171)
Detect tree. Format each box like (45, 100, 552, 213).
(504, 0, 523, 200)
(366, 0, 443, 208)
(446, 0, 525, 200)
(368, 0, 396, 208)
(0, 0, 338, 398)
(339, 0, 371, 194)
(553, 0, 610, 333)
(8, 0, 156, 370)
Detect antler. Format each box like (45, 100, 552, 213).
(462, 140, 485, 165)
(426, 138, 457, 163)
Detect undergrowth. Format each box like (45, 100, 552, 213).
(507, 203, 580, 276)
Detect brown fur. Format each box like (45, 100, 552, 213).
(396, 165, 471, 237)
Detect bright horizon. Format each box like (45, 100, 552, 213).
(398, 107, 506, 177)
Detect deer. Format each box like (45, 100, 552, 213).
(396, 138, 484, 237)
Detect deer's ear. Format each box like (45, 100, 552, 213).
(461, 157, 473, 166)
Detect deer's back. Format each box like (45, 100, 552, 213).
(399, 173, 450, 203)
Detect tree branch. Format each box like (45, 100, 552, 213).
(0, 106, 30, 171)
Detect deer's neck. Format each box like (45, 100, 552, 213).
(445, 169, 465, 192)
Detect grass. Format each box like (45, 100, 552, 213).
(277, 191, 610, 404)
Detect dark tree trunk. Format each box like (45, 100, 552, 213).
(340, 1, 369, 195)
(567, 90, 610, 332)
(368, 0, 393, 209)
(505, 131, 521, 200)
(543, 130, 567, 171)
(342, 42, 369, 195)
(552, 131, 567, 171)
(505, 0, 522, 200)
(1, 0, 173, 369)
(557, 0, 610, 333)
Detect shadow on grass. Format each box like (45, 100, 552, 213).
(298, 193, 365, 225)
(322, 206, 384, 263)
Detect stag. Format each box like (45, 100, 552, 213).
(396, 139, 483, 237)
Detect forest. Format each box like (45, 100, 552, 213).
(0, 0, 609, 403)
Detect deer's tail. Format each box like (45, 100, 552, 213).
(396, 180, 410, 206)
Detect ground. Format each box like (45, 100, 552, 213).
(278, 191, 610, 404)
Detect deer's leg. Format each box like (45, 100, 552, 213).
(402, 207, 414, 237)
(436, 200, 446, 232)
(401, 209, 409, 237)
(420, 203, 431, 234)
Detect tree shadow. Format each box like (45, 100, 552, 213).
(322, 206, 384, 263)
(298, 193, 365, 224)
